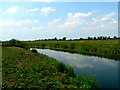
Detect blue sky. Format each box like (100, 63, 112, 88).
(0, 2, 118, 40)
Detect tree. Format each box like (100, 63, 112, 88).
(93, 37, 97, 40)
(87, 37, 92, 40)
(3, 39, 26, 48)
(97, 36, 103, 40)
(113, 36, 117, 39)
(79, 38, 83, 40)
(107, 36, 111, 39)
(63, 37, 66, 40)
(103, 36, 107, 40)
(54, 37, 57, 40)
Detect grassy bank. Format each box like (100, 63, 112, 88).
(24, 39, 120, 60)
(2, 46, 99, 88)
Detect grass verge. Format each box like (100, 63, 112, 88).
(24, 39, 120, 60)
(2, 46, 100, 88)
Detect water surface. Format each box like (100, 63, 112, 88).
(36, 49, 118, 88)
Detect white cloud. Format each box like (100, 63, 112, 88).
(16, 19, 33, 26)
(1, 11, 117, 40)
(29, 8, 39, 12)
(68, 12, 92, 18)
(48, 18, 61, 25)
(2, 6, 56, 17)
(65, 12, 92, 26)
(0, 0, 56, 2)
(0, 20, 15, 27)
(41, 7, 56, 16)
(0, 0, 118, 2)
(48, 18, 61, 31)
(29, 0, 56, 2)
(89, 12, 117, 28)
(100, 12, 116, 21)
(5, 6, 19, 14)
(65, 12, 117, 30)
(0, 19, 40, 28)
(51, 12, 117, 38)
(26, 7, 56, 16)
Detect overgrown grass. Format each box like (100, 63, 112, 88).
(0, 42, 2, 88)
(24, 39, 120, 60)
(2, 46, 100, 88)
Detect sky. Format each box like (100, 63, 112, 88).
(0, 1, 118, 41)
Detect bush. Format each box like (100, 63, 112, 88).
(56, 62, 74, 77)
(2, 39, 26, 48)
(31, 49, 38, 53)
(69, 44, 75, 50)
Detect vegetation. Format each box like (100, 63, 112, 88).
(31, 36, 120, 41)
(2, 46, 99, 88)
(2, 39, 27, 49)
(2, 37, 119, 88)
(0, 42, 2, 88)
(31, 49, 38, 53)
(24, 39, 120, 60)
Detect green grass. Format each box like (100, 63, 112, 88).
(0, 43, 2, 88)
(2, 46, 99, 88)
(24, 39, 120, 60)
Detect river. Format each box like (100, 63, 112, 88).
(35, 48, 119, 88)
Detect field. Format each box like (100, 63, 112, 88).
(2, 46, 99, 88)
(24, 39, 120, 60)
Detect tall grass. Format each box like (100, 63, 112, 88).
(2, 46, 100, 88)
(24, 39, 120, 60)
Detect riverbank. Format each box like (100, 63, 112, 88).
(35, 48, 118, 88)
(2, 46, 99, 88)
(24, 39, 120, 60)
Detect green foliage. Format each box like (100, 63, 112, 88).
(54, 62, 74, 77)
(63, 37, 66, 40)
(2, 47, 100, 88)
(69, 44, 75, 50)
(2, 39, 26, 48)
(31, 49, 38, 53)
(24, 39, 120, 60)
(73, 75, 100, 88)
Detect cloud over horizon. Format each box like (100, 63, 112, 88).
(0, 2, 118, 40)
(4, 6, 19, 14)
(41, 7, 56, 16)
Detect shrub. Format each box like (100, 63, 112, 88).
(56, 62, 74, 77)
(31, 49, 38, 53)
(69, 44, 75, 50)
(2, 39, 26, 48)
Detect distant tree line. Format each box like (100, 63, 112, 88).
(86, 36, 120, 40)
(35, 37, 66, 41)
(1, 36, 120, 43)
(34, 36, 120, 41)
(2, 39, 26, 48)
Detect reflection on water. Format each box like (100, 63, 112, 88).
(36, 49, 118, 88)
